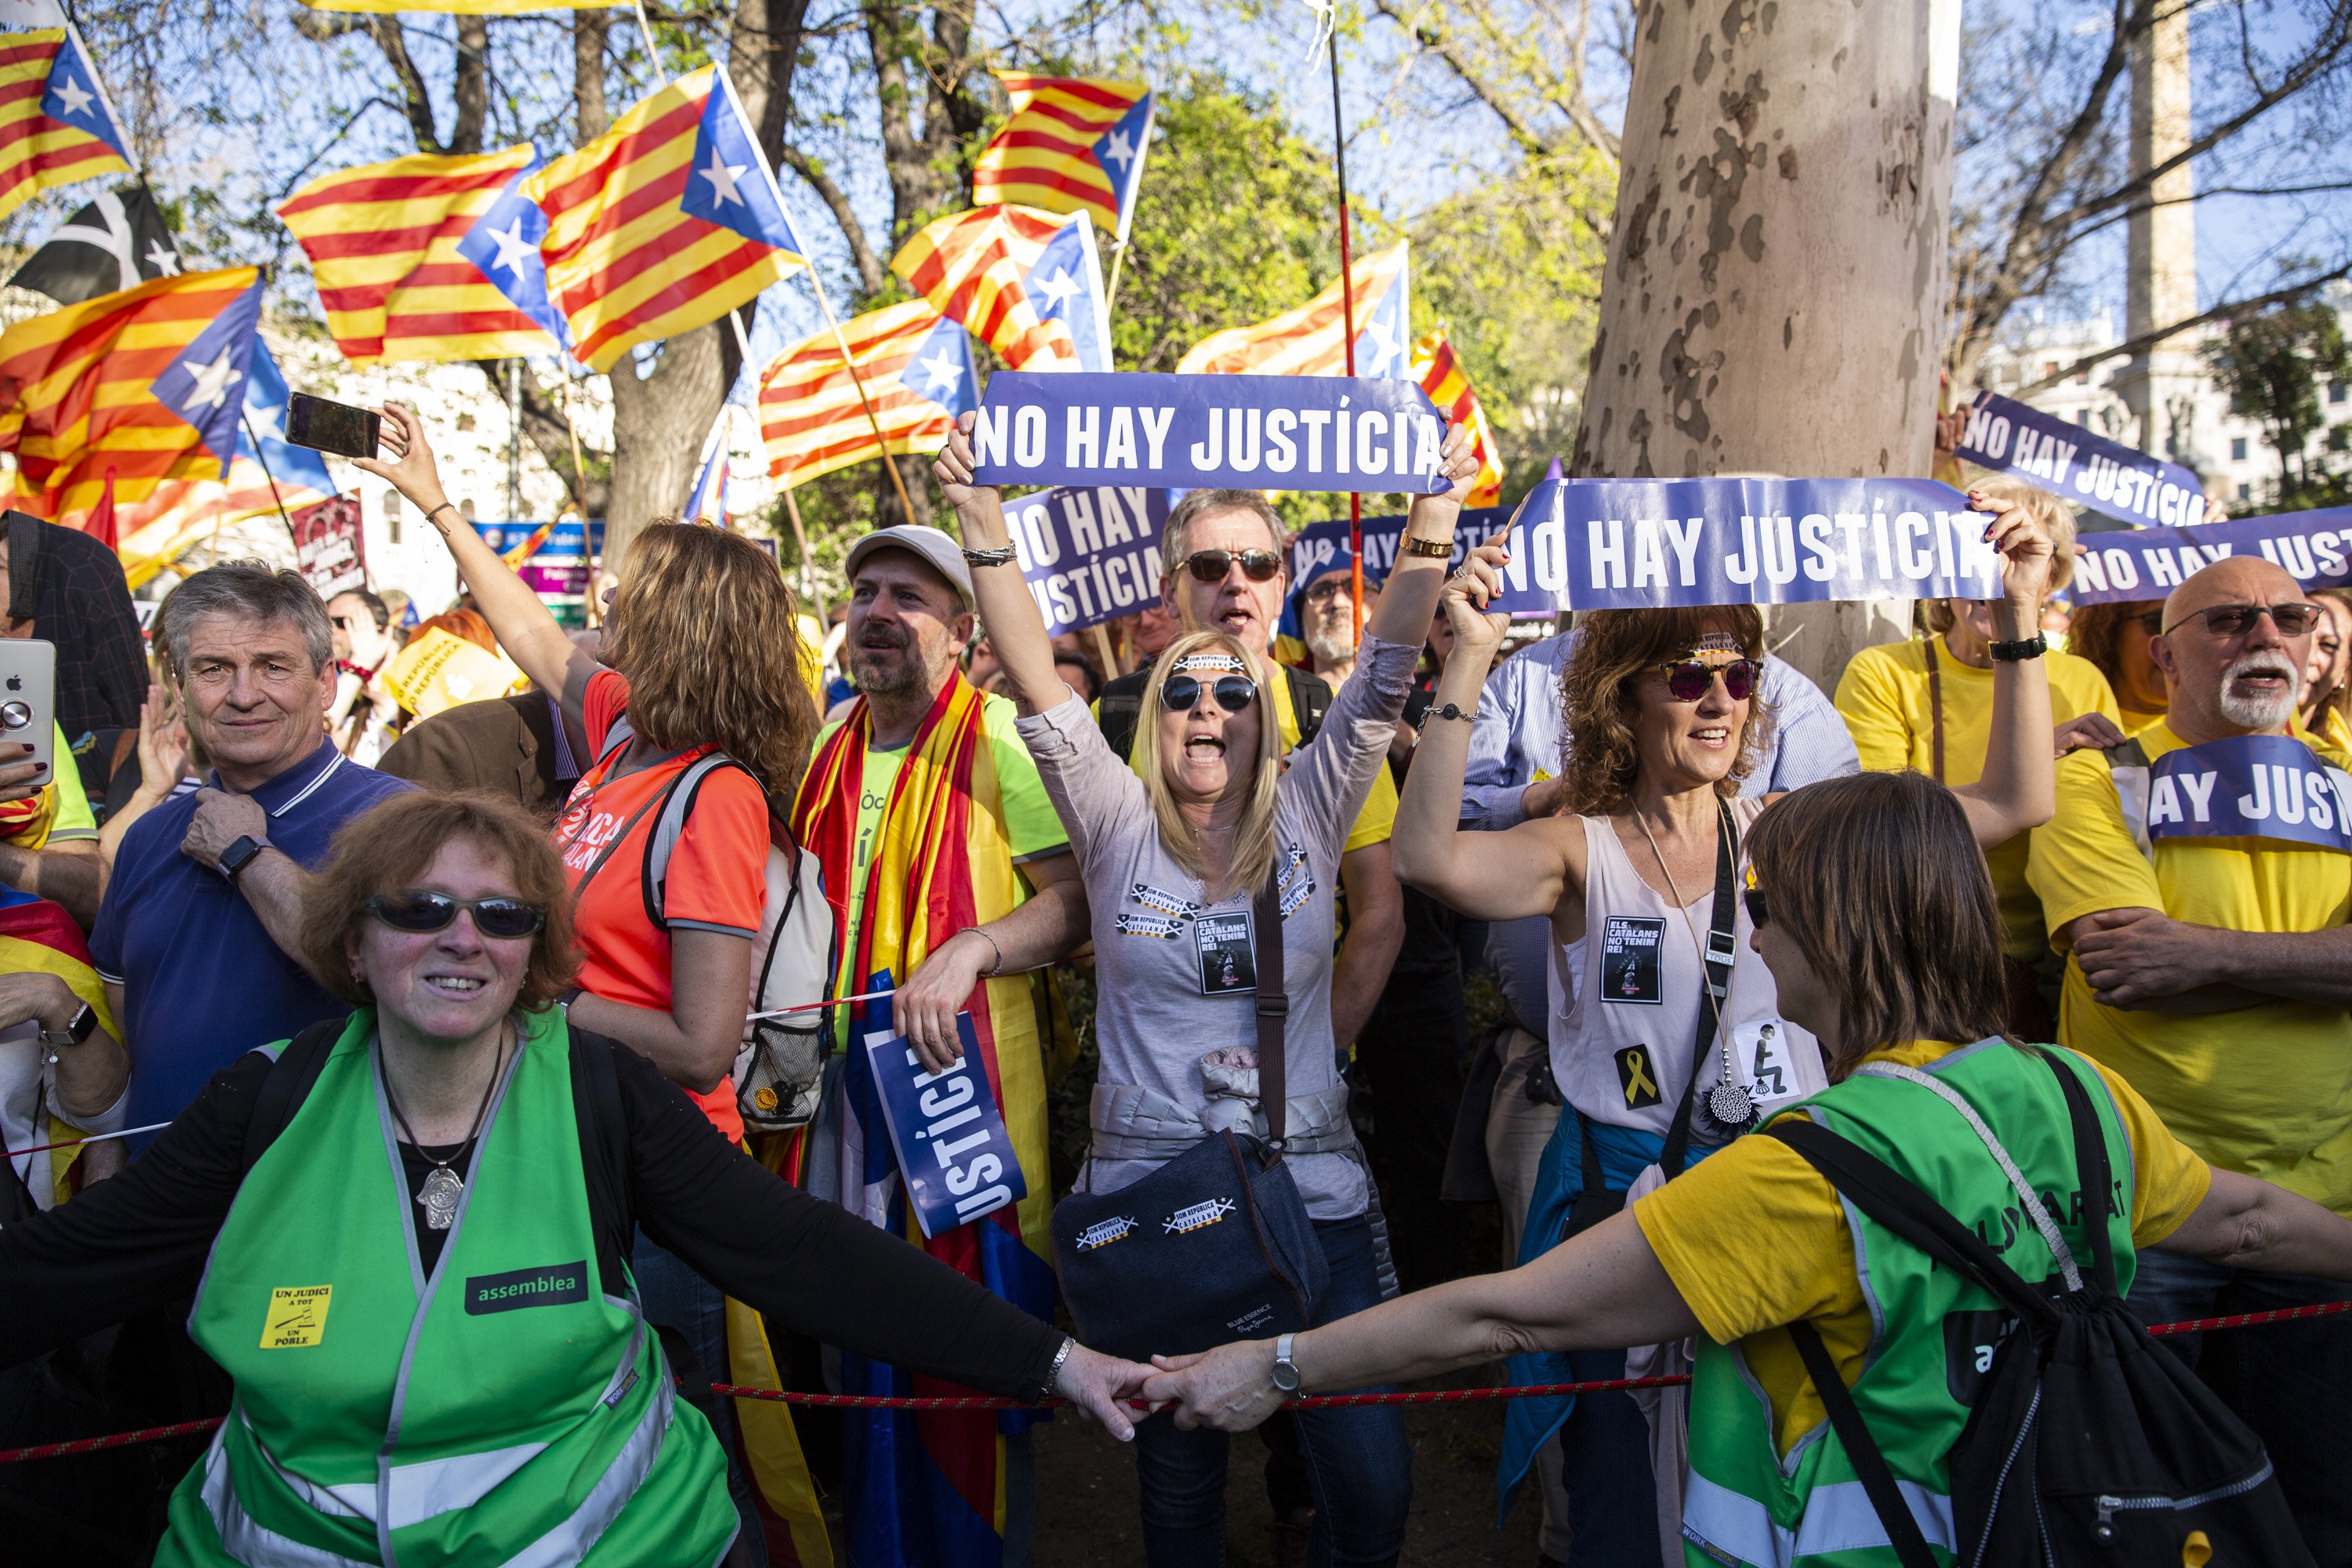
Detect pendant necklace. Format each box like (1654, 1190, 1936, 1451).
(380, 1026, 509, 1232)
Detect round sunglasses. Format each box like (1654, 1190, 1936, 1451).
(367, 891, 546, 942)
(1160, 673, 1259, 714)
(1171, 548, 1283, 584)
(1657, 657, 1760, 702)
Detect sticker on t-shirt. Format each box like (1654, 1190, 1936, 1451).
(1116, 913, 1185, 939)
(1194, 909, 1258, 995)
(1129, 882, 1199, 918)
(1276, 846, 1315, 917)
(1600, 917, 1666, 1005)
(261, 1285, 332, 1349)
(1730, 1019, 1801, 1108)
(1614, 1045, 1664, 1109)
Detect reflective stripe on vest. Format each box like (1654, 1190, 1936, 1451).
(1683, 1470, 1958, 1566)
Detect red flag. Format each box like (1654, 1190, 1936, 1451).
(82, 466, 115, 550)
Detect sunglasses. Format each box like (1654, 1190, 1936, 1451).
(1744, 888, 1768, 927)
(367, 891, 546, 941)
(1174, 549, 1283, 584)
(2162, 602, 2325, 639)
(1657, 658, 1759, 702)
(1160, 673, 1259, 714)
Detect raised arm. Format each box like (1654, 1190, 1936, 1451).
(1391, 547, 1579, 921)
(355, 405, 594, 726)
(933, 416, 1074, 717)
(1950, 488, 2057, 848)
(1358, 424, 1483, 652)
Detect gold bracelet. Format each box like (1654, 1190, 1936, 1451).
(1399, 535, 1452, 558)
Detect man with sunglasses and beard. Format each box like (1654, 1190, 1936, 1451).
(2028, 554, 2352, 1557)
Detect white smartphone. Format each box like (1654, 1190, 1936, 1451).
(0, 638, 56, 782)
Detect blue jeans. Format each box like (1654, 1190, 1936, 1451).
(1131, 1218, 1412, 1568)
(2131, 1250, 2352, 1566)
(634, 1232, 768, 1568)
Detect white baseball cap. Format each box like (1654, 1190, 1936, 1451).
(842, 524, 974, 606)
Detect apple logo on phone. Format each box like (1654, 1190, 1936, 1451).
(3, 676, 18, 692)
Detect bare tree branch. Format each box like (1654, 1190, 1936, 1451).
(780, 143, 887, 294)
(2005, 263, 2352, 398)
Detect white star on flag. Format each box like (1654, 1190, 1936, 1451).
(1359, 315, 1399, 376)
(176, 346, 241, 415)
(50, 73, 93, 119)
(143, 240, 180, 277)
(1100, 129, 1136, 169)
(915, 349, 963, 397)
(483, 216, 538, 278)
(1036, 267, 1080, 314)
(698, 151, 750, 208)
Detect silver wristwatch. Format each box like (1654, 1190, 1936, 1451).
(1271, 1332, 1301, 1394)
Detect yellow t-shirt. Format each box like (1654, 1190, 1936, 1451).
(1633, 1040, 2210, 1456)
(2027, 721, 2352, 1211)
(1835, 638, 2121, 959)
(2119, 703, 2168, 737)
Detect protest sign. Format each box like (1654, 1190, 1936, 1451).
(2145, 736, 2352, 852)
(969, 372, 1450, 494)
(2067, 506, 2352, 604)
(472, 518, 607, 626)
(289, 493, 365, 598)
(1479, 477, 1998, 615)
(1955, 390, 2208, 529)
(1002, 484, 1173, 634)
(1288, 506, 1516, 584)
(861, 1011, 1027, 1238)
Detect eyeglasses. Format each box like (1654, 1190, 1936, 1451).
(1744, 889, 1768, 927)
(1160, 673, 1258, 714)
(1173, 549, 1283, 584)
(2161, 602, 2325, 639)
(367, 891, 546, 941)
(1656, 658, 1759, 702)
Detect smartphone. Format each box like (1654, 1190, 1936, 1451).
(0, 639, 55, 783)
(285, 393, 382, 459)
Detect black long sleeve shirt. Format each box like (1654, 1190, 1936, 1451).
(0, 1028, 1062, 1398)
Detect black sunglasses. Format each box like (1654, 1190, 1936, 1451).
(1174, 549, 1283, 584)
(2162, 602, 2325, 639)
(368, 891, 546, 942)
(1161, 673, 1258, 714)
(1744, 888, 1768, 927)
(1657, 658, 1759, 702)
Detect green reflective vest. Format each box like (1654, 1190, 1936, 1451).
(162, 1007, 735, 1567)
(1681, 1039, 2137, 1567)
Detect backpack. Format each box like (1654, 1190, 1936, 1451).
(1097, 660, 1331, 763)
(1764, 1046, 2312, 1568)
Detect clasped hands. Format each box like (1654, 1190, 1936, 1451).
(1059, 1339, 1298, 1437)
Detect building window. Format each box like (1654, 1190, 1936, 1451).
(2231, 437, 2249, 461)
(2075, 409, 2090, 426)
(2043, 360, 2061, 379)
(382, 489, 403, 545)
(2333, 383, 2348, 405)
(2238, 483, 2252, 500)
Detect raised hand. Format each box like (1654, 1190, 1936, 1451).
(934, 412, 994, 515)
(1440, 539, 1513, 659)
(1969, 486, 2054, 613)
(353, 404, 452, 517)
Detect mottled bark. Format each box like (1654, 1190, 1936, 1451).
(1570, 0, 1957, 691)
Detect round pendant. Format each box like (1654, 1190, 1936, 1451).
(1708, 1080, 1758, 1127)
(418, 1166, 465, 1231)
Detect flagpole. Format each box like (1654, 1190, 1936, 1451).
(1327, 31, 1363, 643)
(1105, 238, 1127, 319)
(240, 411, 297, 543)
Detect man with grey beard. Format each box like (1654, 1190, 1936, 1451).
(2030, 554, 2352, 1558)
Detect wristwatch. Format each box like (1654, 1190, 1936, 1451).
(40, 1000, 97, 1065)
(1271, 1333, 1301, 1394)
(218, 834, 267, 884)
(1987, 633, 2049, 662)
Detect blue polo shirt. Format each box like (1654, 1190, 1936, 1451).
(90, 738, 414, 1142)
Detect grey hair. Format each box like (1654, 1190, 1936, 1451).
(1163, 489, 1284, 572)
(159, 561, 333, 677)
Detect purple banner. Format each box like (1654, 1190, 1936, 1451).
(1955, 390, 2208, 529)
(2068, 506, 2352, 604)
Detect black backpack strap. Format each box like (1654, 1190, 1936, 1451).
(1785, 1319, 1941, 1568)
(1284, 664, 1330, 746)
(2032, 1045, 2122, 1298)
(241, 1018, 349, 1175)
(1658, 799, 1739, 1178)
(573, 1012, 631, 1220)
(1098, 671, 1145, 763)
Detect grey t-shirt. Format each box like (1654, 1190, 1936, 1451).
(1014, 634, 1418, 1218)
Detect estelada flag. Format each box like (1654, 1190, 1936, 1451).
(0, 266, 262, 530)
(1178, 241, 1413, 379)
(524, 65, 807, 373)
(279, 143, 565, 366)
(1412, 328, 1503, 507)
(971, 73, 1153, 241)
(0, 884, 118, 1210)
(0, 29, 130, 226)
(889, 205, 1082, 372)
(759, 300, 977, 488)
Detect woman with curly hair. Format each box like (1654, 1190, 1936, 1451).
(1385, 489, 2060, 1564)
(2065, 596, 2170, 736)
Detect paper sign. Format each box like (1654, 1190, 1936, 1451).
(969, 372, 1450, 494)
(1955, 391, 2208, 530)
(1287, 506, 1517, 586)
(1003, 484, 1174, 634)
(2067, 506, 2352, 604)
(289, 494, 365, 599)
(861, 1011, 1028, 1239)
(2147, 735, 2352, 852)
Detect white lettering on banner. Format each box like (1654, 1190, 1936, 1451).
(972, 405, 1009, 467)
(1067, 492, 1103, 555)
(1141, 407, 1174, 468)
(1013, 406, 1047, 467)
(2178, 770, 2217, 822)
(1105, 407, 1138, 469)
(1897, 512, 1933, 579)
(1066, 405, 1098, 468)
(1267, 409, 1298, 473)
(1632, 520, 1667, 590)
(1357, 408, 1388, 476)
(1301, 409, 1330, 470)
(1229, 408, 1261, 473)
(899, 1046, 1014, 1220)
(1590, 516, 1624, 590)
(1336, 407, 1352, 475)
(1799, 514, 1837, 581)
(1663, 517, 1703, 586)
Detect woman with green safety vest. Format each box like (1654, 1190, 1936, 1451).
(0, 790, 1152, 1566)
(1140, 764, 2352, 1566)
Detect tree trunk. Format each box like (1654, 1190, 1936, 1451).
(1570, 0, 1959, 694)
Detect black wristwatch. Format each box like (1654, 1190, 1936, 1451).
(38, 1000, 97, 1053)
(1987, 633, 2049, 662)
(218, 834, 267, 884)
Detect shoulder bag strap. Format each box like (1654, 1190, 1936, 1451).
(1924, 635, 1946, 785)
(1785, 1318, 1941, 1568)
(241, 1017, 350, 1175)
(561, 780, 672, 910)
(1658, 800, 1739, 1178)
(1286, 664, 1331, 746)
(2032, 1045, 2122, 1298)
(1255, 868, 1288, 1163)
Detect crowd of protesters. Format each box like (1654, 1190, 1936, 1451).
(0, 394, 2350, 1568)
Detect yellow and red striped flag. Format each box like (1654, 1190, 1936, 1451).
(298, 1, 616, 12)
(0, 266, 263, 530)
(0, 30, 129, 227)
(972, 73, 1154, 241)
(524, 65, 807, 373)
(1177, 241, 1412, 379)
(1413, 328, 1502, 507)
(890, 205, 1081, 372)
(278, 144, 564, 366)
(758, 300, 977, 489)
